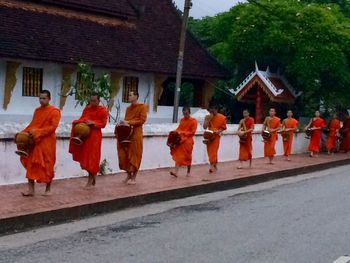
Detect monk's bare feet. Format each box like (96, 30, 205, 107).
(309, 152, 313, 157)
(42, 191, 52, 196)
(123, 175, 131, 184)
(92, 177, 96, 186)
(127, 179, 136, 185)
(22, 191, 34, 197)
(209, 165, 218, 173)
(170, 171, 178, 178)
(287, 157, 291, 161)
(237, 166, 243, 169)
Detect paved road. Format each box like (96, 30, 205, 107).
(1, 165, 350, 263)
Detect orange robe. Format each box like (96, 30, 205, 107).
(308, 117, 326, 153)
(118, 104, 148, 172)
(171, 117, 198, 166)
(239, 117, 255, 161)
(340, 117, 350, 152)
(20, 105, 61, 183)
(207, 113, 227, 165)
(326, 119, 341, 151)
(69, 105, 108, 176)
(264, 116, 281, 157)
(282, 118, 298, 156)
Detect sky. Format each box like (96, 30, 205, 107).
(173, 0, 241, 18)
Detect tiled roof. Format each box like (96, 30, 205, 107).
(234, 64, 299, 103)
(28, 0, 138, 18)
(0, 0, 228, 79)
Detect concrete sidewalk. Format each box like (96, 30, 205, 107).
(1, 153, 349, 234)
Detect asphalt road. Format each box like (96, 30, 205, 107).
(1, 165, 350, 263)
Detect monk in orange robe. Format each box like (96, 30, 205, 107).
(340, 112, 350, 153)
(326, 113, 341, 154)
(19, 90, 61, 196)
(203, 105, 227, 173)
(169, 106, 198, 177)
(282, 110, 299, 161)
(305, 110, 326, 157)
(69, 94, 108, 187)
(118, 91, 147, 185)
(237, 109, 255, 169)
(263, 108, 281, 164)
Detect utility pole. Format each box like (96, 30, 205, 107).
(172, 0, 192, 123)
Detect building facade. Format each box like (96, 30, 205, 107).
(0, 0, 227, 123)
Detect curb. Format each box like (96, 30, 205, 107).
(1, 158, 349, 235)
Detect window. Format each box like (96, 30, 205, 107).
(22, 67, 43, 97)
(122, 77, 139, 102)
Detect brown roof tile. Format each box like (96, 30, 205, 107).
(0, 0, 228, 79)
(28, 0, 138, 18)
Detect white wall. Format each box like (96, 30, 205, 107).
(0, 59, 181, 123)
(0, 59, 62, 122)
(0, 125, 309, 185)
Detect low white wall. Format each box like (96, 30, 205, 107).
(0, 124, 309, 185)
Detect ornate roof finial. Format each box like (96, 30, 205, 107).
(255, 61, 259, 72)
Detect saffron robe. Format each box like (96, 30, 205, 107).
(239, 117, 255, 161)
(206, 113, 227, 165)
(69, 105, 108, 176)
(264, 116, 281, 157)
(326, 119, 341, 151)
(282, 118, 298, 156)
(118, 104, 148, 172)
(171, 117, 198, 166)
(308, 117, 326, 153)
(20, 105, 61, 183)
(340, 117, 350, 152)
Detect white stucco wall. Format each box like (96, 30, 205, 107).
(0, 60, 62, 122)
(0, 124, 309, 185)
(0, 58, 192, 124)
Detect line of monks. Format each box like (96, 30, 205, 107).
(17, 90, 350, 196)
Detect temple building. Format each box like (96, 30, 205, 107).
(0, 0, 227, 123)
(234, 63, 300, 123)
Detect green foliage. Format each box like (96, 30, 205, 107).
(164, 82, 195, 106)
(73, 63, 112, 107)
(189, 0, 350, 115)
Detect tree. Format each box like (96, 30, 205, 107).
(189, 0, 350, 115)
(62, 63, 112, 107)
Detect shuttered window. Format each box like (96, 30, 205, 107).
(122, 77, 139, 103)
(22, 67, 43, 97)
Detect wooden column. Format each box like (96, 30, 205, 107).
(153, 75, 167, 112)
(201, 80, 215, 109)
(59, 66, 75, 110)
(3, 61, 21, 110)
(255, 86, 263, 124)
(107, 72, 123, 111)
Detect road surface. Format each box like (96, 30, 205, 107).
(1, 165, 350, 263)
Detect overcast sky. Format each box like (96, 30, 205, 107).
(173, 0, 241, 18)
